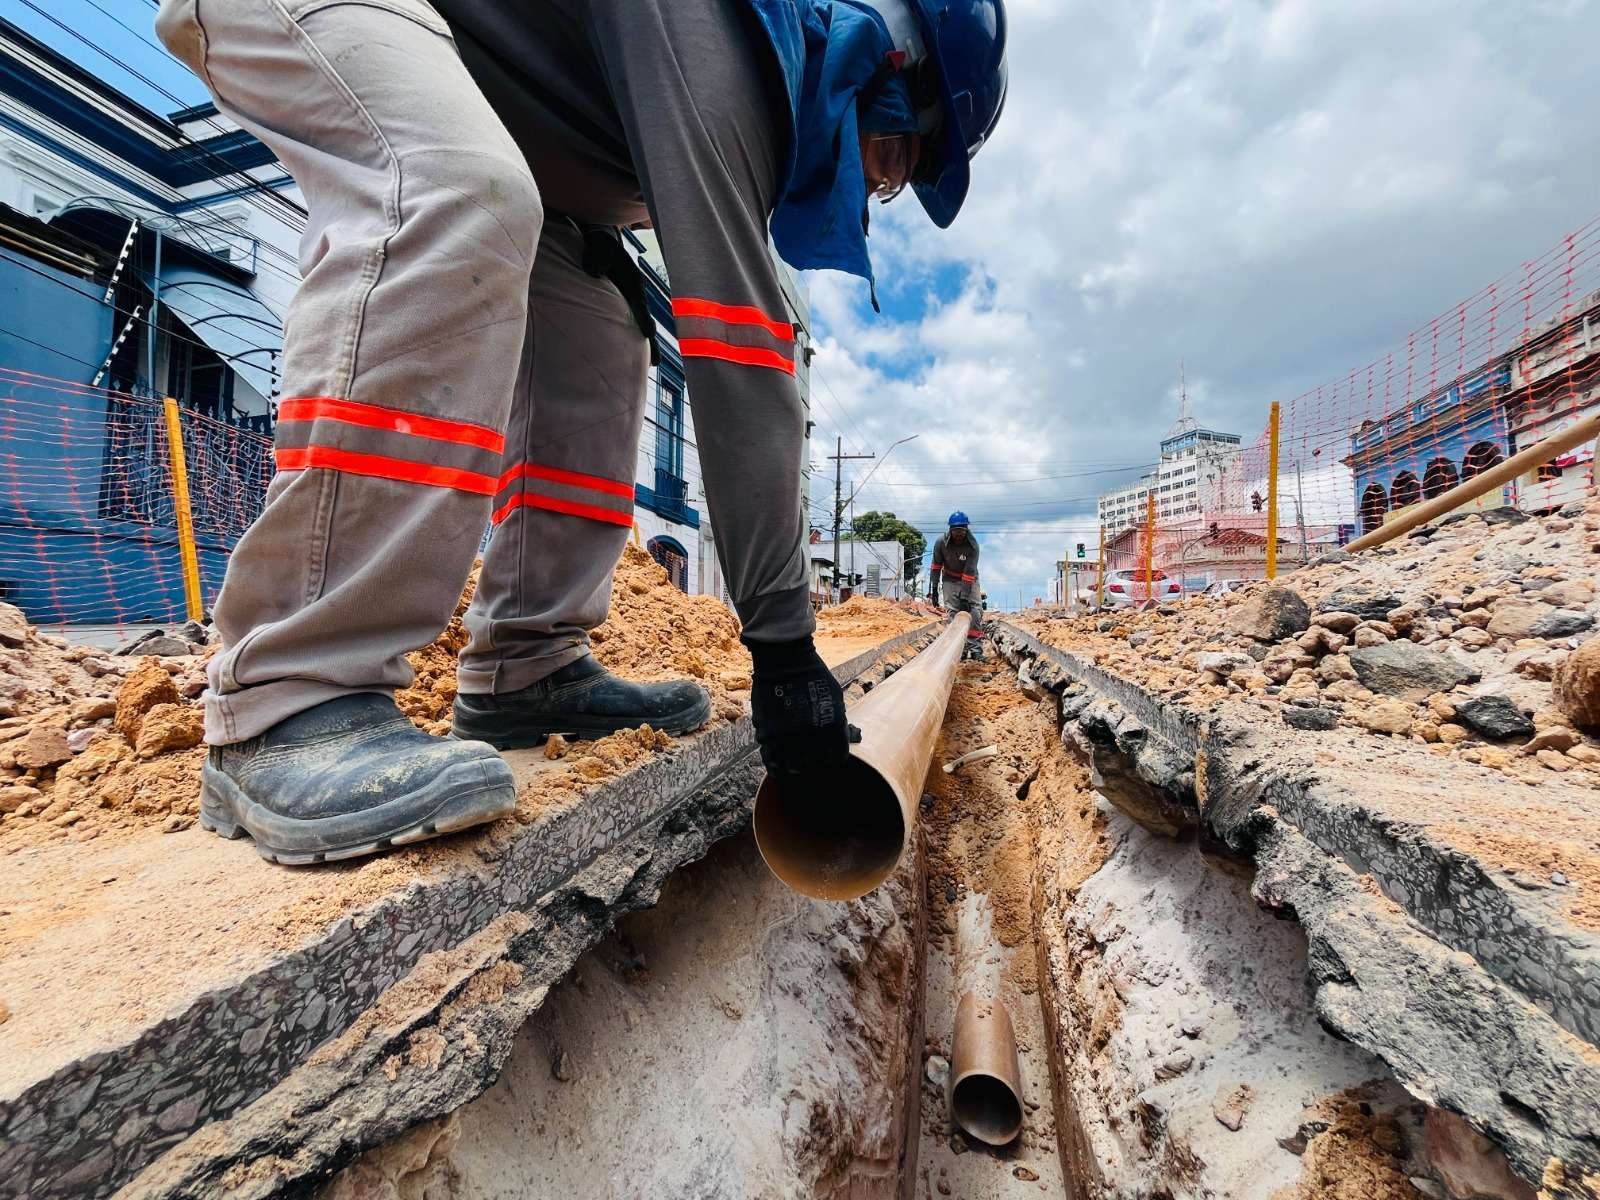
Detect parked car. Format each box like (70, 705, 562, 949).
(1102, 568, 1182, 607)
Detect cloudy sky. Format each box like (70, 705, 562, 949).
(804, 0, 1600, 607)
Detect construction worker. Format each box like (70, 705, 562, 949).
(154, 0, 1008, 863)
(929, 511, 985, 659)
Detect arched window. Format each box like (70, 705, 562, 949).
(1360, 484, 1388, 534)
(1461, 440, 1503, 480)
(647, 535, 689, 592)
(1422, 457, 1459, 499)
(1390, 472, 1421, 509)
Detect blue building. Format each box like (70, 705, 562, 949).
(1344, 360, 1513, 535)
(0, 16, 291, 623)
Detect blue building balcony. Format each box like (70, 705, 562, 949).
(635, 466, 700, 529)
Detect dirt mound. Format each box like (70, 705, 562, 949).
(4, 546, 753, 853)
(815, 594, 930, 641)
(398, 546, 751, 737)
(589, 544, 749, 724)
(0, 637, 209, 852)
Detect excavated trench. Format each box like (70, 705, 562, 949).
(320, 642, 1477, 1200)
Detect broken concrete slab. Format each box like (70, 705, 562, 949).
(0, 626, 936, 1200)
(989, 621, 1600, 1190)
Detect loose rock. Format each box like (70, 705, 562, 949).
(1357, 700, 1414, 737)
(1553, 638, 1600, 730)
(15, 725, 72, 771)
(0, 603, 30, 647)
(1454, 695, 1535, 742)
(1348, 642, 1475, 701)
(1230, 588, 1311, 642)
(134, 703, 205, 758)
(114, 659, 181, 742)
(1319, 589, 1400, 623)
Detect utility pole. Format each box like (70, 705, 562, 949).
(1294, 459, 1308, 566)
(829, 436, 873, 603)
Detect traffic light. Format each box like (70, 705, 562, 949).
(1250, 490, 1264, 512)
(1075, 542, 1086, 558)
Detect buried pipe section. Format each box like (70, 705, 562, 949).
(950, 994, 1025, 1146)
(753, 612, 971, 900)
(947, 893, 1026, 1147)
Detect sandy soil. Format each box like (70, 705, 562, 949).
(913, 663, 1072, 1197)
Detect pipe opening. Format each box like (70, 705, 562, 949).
(950, 1071, 1025, 1146)
(752, 755, 906, 901)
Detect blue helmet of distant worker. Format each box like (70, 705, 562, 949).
(948, 510, 970, 528)
(855, 0, 1009, 228)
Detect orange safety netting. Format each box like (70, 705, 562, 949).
(1102, 217, 1600, 590)
(0, 367, 272, 626)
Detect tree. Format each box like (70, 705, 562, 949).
(847, 510, 927, 583)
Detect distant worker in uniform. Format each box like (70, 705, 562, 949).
(929, 512, 985, 660)
(154, 0, 1008, 863)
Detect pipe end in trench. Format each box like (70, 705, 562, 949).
(752, 756, 906, 901)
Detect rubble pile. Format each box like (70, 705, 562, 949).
(1016, 500, 1600, 786)
(0, 608, 211, 852)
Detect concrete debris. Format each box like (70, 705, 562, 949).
(1231, 586, 1312, 642)
(1452, 694, 1535, 741)
(1348, 642, 1476, 700)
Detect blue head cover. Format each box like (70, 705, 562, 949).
(948, 510, 970, 528)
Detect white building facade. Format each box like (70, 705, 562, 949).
(1097, 412, 1244, 534)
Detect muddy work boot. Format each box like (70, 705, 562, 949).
(200, 692, 515, 865)
(450, 654, 712, 750)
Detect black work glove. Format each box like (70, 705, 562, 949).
(746, 636, 862, 775)
(929, 588, 941, 609)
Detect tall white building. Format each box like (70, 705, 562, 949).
(1096, 402, 1243, 533)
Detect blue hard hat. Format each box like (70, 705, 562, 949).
(948, 510, 970, 527)
(905, 0, 1008, 228)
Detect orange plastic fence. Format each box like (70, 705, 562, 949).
(1105, 218, 1600, 583)
(0, 367, 272, 625)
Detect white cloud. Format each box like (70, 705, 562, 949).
(802, 0, 1600, 603)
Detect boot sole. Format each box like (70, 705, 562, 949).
(450, 692, 713, 752)
(199, 756, 516, 866)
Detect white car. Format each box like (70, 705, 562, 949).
(1101, 568, 1182, 608)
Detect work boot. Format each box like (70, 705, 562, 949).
(199, 692, 515, 865)
(450, 654, 712, 750)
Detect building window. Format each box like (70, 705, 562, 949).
(653, 370, 685, 479)
(1461, 440, 1503, 480)
(647, 535, 689, 592)
(1360, 484, 1388, 534)
(1536, 461, 1564, 482)
(1390, 471, 1421, 510)
(1422, 457, 1459, 499)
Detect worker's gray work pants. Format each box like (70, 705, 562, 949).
(158, 0, 806, 743)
